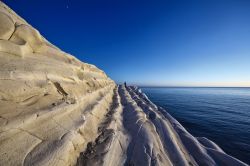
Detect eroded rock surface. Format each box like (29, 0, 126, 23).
(76, 85, 248, 166)
(0, 2, 248, 166)
(0, 2, 114, 166)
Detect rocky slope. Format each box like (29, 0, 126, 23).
(0, 2, 248, 166)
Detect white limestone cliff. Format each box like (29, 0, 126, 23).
(0, 2, 248, 166)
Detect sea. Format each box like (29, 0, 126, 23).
(141, 87, 250, 164)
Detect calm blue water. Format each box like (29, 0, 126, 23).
(141, 87, 250, 164)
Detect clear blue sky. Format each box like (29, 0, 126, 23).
(4, 0, 250, 86)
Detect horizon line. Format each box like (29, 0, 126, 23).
(116, 82, 250, 88)
(137, 85, 250, 88)
(116, 83, 250, 88)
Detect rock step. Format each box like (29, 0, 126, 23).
(0, 84, 116, 166)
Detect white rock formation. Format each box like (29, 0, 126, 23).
(0, 2, 248, 166)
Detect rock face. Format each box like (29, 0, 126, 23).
(0, 2, 114, 166)
(0, 2, 248, 166)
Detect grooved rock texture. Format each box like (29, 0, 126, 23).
(0, 2, 115, 166)
(0, 2, 248, 166)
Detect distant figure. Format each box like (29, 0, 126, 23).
(124, 82, 127, 87)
